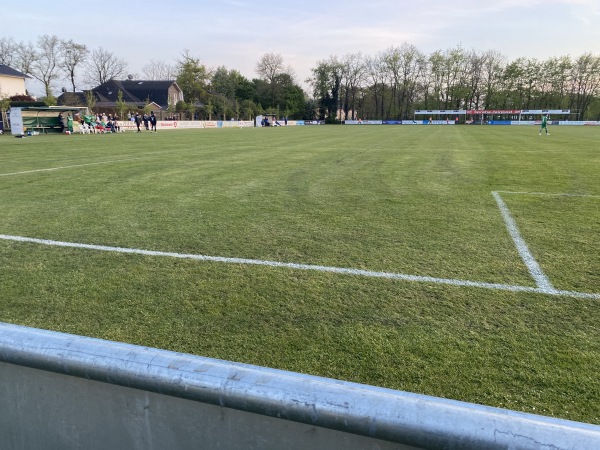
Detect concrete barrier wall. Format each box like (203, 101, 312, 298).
(1, 322, 599, 449)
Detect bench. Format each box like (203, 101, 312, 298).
(28, 126, 58, 134)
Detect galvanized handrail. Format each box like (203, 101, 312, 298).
(1, 322, 598, 449)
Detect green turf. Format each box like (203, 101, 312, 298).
(1, 125, 599, 424)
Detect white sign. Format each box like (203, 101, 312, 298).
(9, 107, 24, 135)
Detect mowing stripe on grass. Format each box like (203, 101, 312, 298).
(492, 191, 556, 292)
(0, 157, 147, 177)
(2, 234, 599, 300)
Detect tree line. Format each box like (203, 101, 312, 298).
(2, 35, 600, 120)
(310, 44, 600, 121)
(0, 35, 308, 120)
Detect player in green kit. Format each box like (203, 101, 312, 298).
(539, 114, 550, 135)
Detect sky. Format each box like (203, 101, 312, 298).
(3, 0, 600, 97)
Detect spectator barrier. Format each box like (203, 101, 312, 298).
(1, 322, 599, 449)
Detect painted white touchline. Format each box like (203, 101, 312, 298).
(492, 191, 556, 292)
(0, 158, 146, 177)
(496, 191, 600, 198)
(1, 234, 598, 300)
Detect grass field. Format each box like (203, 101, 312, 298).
(1, 125, 599, 424)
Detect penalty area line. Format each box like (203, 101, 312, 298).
(492, 191, 556, 292)
(1, 234, 599, 300)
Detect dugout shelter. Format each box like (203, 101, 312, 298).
(9, 106, 88, 135)
(256, 114, 284, 127)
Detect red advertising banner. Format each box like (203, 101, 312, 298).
(466, 110, 521, 115)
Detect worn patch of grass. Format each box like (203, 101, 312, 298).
(0, 126, 599, 424)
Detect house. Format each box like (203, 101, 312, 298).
(0, 64, 29, 98)
(57, 79, 183, 112)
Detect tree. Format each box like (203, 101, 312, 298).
(398, 44, 427, 117)
(0, 37, 17, 66)
(0, 95, 10, 131)
(0, 95, 11, 115)
(85, 47, 127, 86)
(542, 56, 572, 109)
(500, 58, 527, 109)
(60, 39, 88, 92)
(568, 53, 600, 119)
(482, 50, 506, 109)
(255, 52, 294, 108)
(381, 46, 402, 118)
(142, 60, 177, 80)
(175, 50, 210, 106)
(426, 50, 445, 109)
(450, 46, 472, 109)
(14, 41, 37, 77)
(255, 52, 285, 84)
(274, 73, 305, 119)
(364, 53, 387, 119)
(28, 35, 63, 99)
(340, 52, 367, 120)
(309, 57, 344, 121)
(85, 90, 96, 111)
(114, 90, 128, 119)
(0, 95, 10, 111)
(235, 76, 255, 101)
(211, 66, 238, 99)
(143, 96, 153, 115)
(40, 94, 57, 106)
(379, 44, 426, 119)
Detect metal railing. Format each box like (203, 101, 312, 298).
(1, 322, 599, 449)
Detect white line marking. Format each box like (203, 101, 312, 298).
(1, 234, 598, 300)
(492, 191, 556, 292)
(496, 191, 600, 198)
(0, 158, 146, 177)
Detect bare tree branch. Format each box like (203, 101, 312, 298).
(85, 47, 128, 86)
(30, 34, 63, 98)
(60, 39, 88, 92)
(142, 59, 177, 80)
(0, 37, 17, 66)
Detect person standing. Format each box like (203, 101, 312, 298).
(83, 113, 95, 133)
(58, 112, 65, 133)
(149, 111, 157, 132)
(539, 114, 550, 135)
(67, 113, 74, 133)
(135, 112, 142, 132)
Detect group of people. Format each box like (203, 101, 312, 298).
(80, 112, 122, 133)
(56, 110, 162, 134)
(260, 116, 286, 127)
(130, 111, 157, 132)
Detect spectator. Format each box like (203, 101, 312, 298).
(135, 113, 142, 132)
(149, 111, 157, 132)
(58, 112, 65, 133)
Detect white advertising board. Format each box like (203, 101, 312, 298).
(9, 107, 24, 135)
